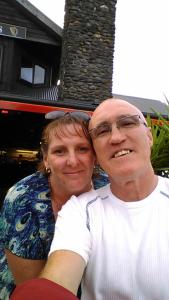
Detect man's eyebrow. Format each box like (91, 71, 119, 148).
(89, 120, 108, 131)
(95, 121, 110, 127)
(118, 114, 134, 119)
(94, 114, 134, 127)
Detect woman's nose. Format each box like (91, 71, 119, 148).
(66, 151, 79, 166)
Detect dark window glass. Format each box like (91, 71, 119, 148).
(34, 65, 45, 84)
(20, 57, 45, 85)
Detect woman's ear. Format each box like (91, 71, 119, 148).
(94, 157, 98, 166)
(43, 153, 49, 169)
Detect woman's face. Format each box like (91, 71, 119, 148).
(44, 123, 95, 197)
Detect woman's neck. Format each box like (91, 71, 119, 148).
(48, 176, 69, 217)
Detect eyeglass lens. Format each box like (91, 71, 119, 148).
(90, 115, 144, 139)
(45, 110, 90, 121)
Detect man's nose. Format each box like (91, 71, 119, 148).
(108, 124, 126, 144)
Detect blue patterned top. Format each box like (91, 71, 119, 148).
(0, 171, 109, 299)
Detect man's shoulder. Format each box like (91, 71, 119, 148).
(75, 183, 110, 204)
(159, 175, 169, 194)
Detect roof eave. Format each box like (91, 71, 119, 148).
(15, 0, 63, 37)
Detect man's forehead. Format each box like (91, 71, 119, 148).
(90, 100, 139, 127)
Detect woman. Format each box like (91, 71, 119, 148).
(0, 111, 109, 299)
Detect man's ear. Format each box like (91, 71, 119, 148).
(147, 127, 153, 147)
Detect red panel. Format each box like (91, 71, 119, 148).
(0, 100, 93, 115)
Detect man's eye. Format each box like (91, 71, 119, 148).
(119, 117, 138, 128)
(95, 125, 111, 136)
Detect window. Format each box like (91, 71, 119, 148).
(34, 65, 45, 84)
(20, 57, 46, 85)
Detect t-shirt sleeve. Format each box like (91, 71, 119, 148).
(1, 183, 49, 260)
(49, 195, 92, 264)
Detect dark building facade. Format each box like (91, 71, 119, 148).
(0, 0, 62, 104)
(0, 0, 63, 203)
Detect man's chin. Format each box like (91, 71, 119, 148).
(109, 167, 138, 181)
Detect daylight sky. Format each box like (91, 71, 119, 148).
(29, 0, 169, 102)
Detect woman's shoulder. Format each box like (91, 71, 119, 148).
(93, 170, 109, 189)
(14, 171, 48, 187)
(3, 172, 50, 208)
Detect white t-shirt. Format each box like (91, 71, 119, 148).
(50, 176, 169, 300)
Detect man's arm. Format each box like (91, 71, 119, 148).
(5, 249, 46, 285)
(40, 249, 86, 295)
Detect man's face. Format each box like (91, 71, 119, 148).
(89, 100, 153, 182)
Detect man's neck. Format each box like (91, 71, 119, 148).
(109, 171, 158, 202)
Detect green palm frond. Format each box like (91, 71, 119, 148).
(146, 101, 169, 177)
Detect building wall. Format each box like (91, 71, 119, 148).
(0, 0, 60, 45)
(59, 0, 117, 103)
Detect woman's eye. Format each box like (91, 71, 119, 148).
(54, 149, 65, 155)
(78, 147, 90, 153)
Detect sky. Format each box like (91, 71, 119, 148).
(29, 0, 169, 103)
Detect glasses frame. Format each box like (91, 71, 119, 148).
(45, 110, 91, 122)
(89, 114, 147, 139)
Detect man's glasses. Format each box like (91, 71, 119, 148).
(45, 110, 91, 122)
(89, 114, 147, 139)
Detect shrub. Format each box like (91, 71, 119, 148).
(147, 99, 169, 178)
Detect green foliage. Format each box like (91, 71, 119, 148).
(146, 104, 169, 178)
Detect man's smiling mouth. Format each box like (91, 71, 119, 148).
(113, 150, 132, 158)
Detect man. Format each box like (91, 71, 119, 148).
(11, 99, 169, 300)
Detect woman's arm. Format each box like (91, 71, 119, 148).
(5, 249, 46, 285)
